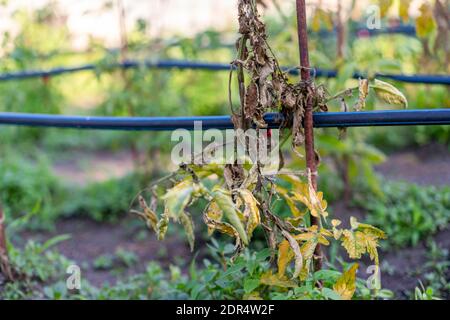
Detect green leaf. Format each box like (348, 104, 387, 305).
(40, 234, 71, 253)
(244, 278, 260, 294)
(321, 287, 342, 300)
(213, 188, 249, 245)
(162, 180, 195, 220)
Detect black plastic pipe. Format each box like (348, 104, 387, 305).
(0, 109, 449, 131)
(1, 60, 449, 85)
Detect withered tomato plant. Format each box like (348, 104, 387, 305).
(130, 0, 410, 300)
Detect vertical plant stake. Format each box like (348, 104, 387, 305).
(133, 0, 399, 299)
(295, 0, 322, 271)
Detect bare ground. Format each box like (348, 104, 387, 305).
(375, 143, 450, 187)
(52, 150, 135, 186)
(18, 218, 191, 288)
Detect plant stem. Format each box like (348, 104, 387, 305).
(295, 0, 322, 272)
(0, 206, 14, 281)
(117, 0, 139, 166)
(336, 0, 346, 60)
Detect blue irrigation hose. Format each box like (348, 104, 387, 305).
(315, 25, 417, 38)
(356, 25, 416, 37)
(0, 60, 449, 85)
(0, 110, 449, 131)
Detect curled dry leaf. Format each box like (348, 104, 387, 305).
(354, 78, 369, 111)
(371, 79, 408, 108)
(203, 202, 243, 256)
(277, 239, 294, 278)
(180, 212, 195, 252)
(156, 209, 169, 240)
(281, 230, 303, 279)
(237, 189, 261, 239)
(205, 201, 223, 236)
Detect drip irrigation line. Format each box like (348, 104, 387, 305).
(0, 109, 449, 131)
(0, 60, 448, 85)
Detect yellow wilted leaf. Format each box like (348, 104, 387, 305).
(180, 212, 195, 252)
(277, 240, 294, 278)
(292, 185, 328, 219)
(243, 292, 263, 300)
(350, 217, 387, 239)
(331, 218, 343, 239)
(279, 174, 307, 190)
(203, 203, 239, 239)
(317, 234, 330, 246)
(205, 201, 222, 235)
(355, 78, 369, 111)
(399, 0, 412, 23)
(341, 220, 384, 265)
(293, 232, 316, 242)
(320, 228, 333, 238)
(311, 8, 334, 32)
(190, 163, 223, 178)
(333, 264, 358, 300)
(311, 9, 321, 32)
(280, 175, 329, 219)
(416, 3, 436, 38)
(350, 216, 359, 230)
(333, 228, 343, 240)
(365, 234, 381, 265)
(358, 224, 387, 240)
(136, 195, 158, 232)
(213, 188, 249, 245)
(275, 185, 303, 217)
(299, 237, 318, 281)
(379, 0, 394, 18)
(237, 189, 260, 239)
(341, 230, 366, 259)
(371, 79, 408, 108)
(162, 180, 194, 220)
(331, 219, 341, 227)
(260, 271, 298, 288)
(281, 230, 303, 279)
(313, 191, 328, 218)
(157, 208, 169, 240)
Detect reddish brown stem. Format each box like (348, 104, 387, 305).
(295, 0, 322, 271)
(0, 206, 14, 281)
(336, 0, 345, 60)
(117, 0, 139, 165)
